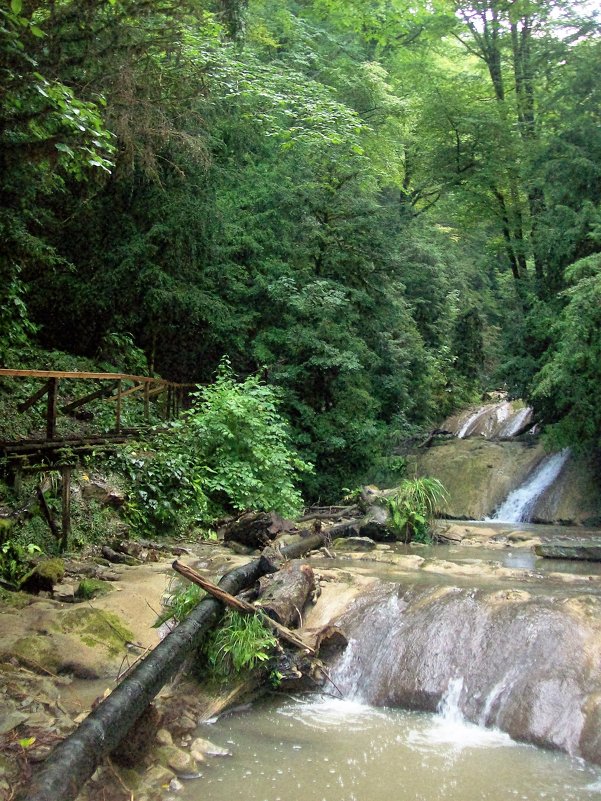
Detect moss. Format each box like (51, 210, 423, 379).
(0, 587, 31, 608)
(19, 559, 65, 593)
(11, 635, 61, 672)
(60, 608, 133, 655)
(75, 578, 113, 600)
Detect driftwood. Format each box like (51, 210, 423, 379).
(419, 428, 453, 448)
(172, 561, 315, 654)
(22, 531, 325, 801)
(297, 505, 359, 522)
(223, 510, 290, 548)
(255, 560, 316, 627)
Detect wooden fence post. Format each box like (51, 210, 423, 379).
(46, 378, 58, 440)
(61, 467, 71, 552)
(144, 381, 150, 423)
(115, 379, 122, 433)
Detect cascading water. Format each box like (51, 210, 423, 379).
(490, 448, 570, 523)
(497, 405, 533, 438)
(329, 580, 601, 762)
(451, 400, 533, 439)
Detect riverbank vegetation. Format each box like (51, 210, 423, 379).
(2, 0, 600, 507)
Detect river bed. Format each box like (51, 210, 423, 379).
(180, 693, 601, 801)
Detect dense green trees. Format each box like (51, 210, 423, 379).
(1, 0, 600, 498)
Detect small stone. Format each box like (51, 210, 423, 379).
(156, 728, 173, 746)
(157, 746, 197, 776)
(190, 737, 232, 758)
(177, 713, 197, 733)
(141, 764, 175, 792)
(332, 536, 377, 552)
(169, 778, 184, 792)
(0, 710, 28, 735)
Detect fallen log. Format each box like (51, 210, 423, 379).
(22, 532, 325, 801)
(255, 559, 316, 627)
(223, 510, 290, 548)
(172, 561, 315, 654)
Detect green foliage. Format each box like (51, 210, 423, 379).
(184, 361, 312, 516)
(156, 582, 206, 626)
(387, 477, 448, 544)
(118, 361, 311, 536)
(0, 540, 42, 587)
(204, 610, 277, 678)
(2, 0, 600, 498)
(532, 253, 601, 449)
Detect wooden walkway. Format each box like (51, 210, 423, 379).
(0, 369, 196, 547)
(0, 368, 194, 445)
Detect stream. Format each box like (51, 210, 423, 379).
(173, 519, 601, 801)
(180, 693, 601, 801)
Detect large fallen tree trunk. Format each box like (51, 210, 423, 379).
(255, 559, 316, 627)
(172, 561, 315, 654)
(22, 532, 325, 801)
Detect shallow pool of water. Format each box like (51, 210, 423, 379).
(180, 694, 601, 801)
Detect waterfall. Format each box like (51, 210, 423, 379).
(490, 449, 570, 523)
(453, 401, 533, 439)
(457, 408, 489, 438)
(330, 581, 601, 761)
(497, 406, 533, 438)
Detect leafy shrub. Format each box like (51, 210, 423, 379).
(155, 581, 206, 626)
(0, 540, 42, 587)
(119, 359, 312, 536)
(387, 477, 448, 543)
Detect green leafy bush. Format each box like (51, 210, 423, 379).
(387, 477, 448, 543)
(119, 360, 312, 536)
(0, 541, 42, 587)
(155, 582, 206, 626)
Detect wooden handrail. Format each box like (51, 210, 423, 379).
(0, 368, 196, 388)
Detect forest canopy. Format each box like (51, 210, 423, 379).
(1, 0, 600, 499)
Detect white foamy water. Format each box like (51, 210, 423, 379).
(457, 408, 488, 438)
(406, 678, 515, 752)
(498, 406, 533, 438)
(490, 449, 570, 523)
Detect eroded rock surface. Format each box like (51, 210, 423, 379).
(330, 581, 601, 763)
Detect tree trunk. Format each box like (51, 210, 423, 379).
(255, 560, 316, 627)
(22, 532, 325, 801)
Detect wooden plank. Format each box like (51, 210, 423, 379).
(37, 484, 60, 540)
(147, 385, 166, 398)
(17, 380, 51, 414)
(0, 433, 136, 451)
(115, 379, 122, 433)
(104, 382, 145, 402)
(61, 381, 119, 413)
(46, 378, 58, 440)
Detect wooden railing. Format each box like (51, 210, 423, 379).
(0, 369, 197, 548)
(0, 368, 195, 447)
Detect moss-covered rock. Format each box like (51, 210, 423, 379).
(75, 578, 113, 600)
(59, 607, 133, 655)
(20, 559, 65, 594)
(0, 587, 32, 609)
(11, 634, 61, 673)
